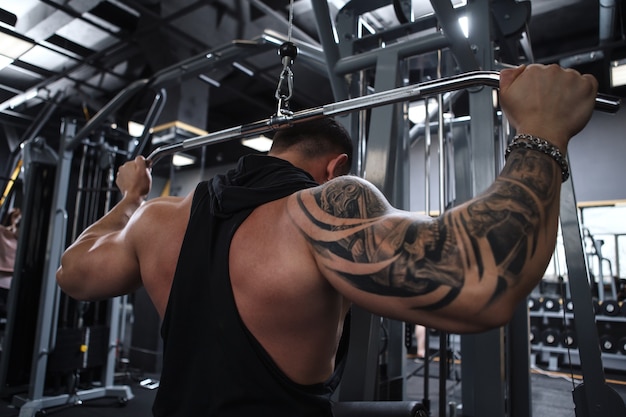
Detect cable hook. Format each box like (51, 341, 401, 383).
(274, 0, 298, 118)
(275, 41, 297, 117)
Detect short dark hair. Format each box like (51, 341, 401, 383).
(270, 117, 353, 174)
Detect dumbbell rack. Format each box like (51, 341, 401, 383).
(529, 295, 626, 372)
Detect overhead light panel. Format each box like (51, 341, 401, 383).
(408, 98, 439, 124)
(232, 62, 255, 77)
(128, 121, 146, 137)
(0, 55, 12, 70)
(458, 16, 469, 38)
(242, 136, 273, 152)
(172, 153, 196, 167)
(9, 87, 38, 108)
(0, 87, 38, 112)
(199, 74, 221, 88)
(610, 58, 626, 88)
(0, 31, 34, 59)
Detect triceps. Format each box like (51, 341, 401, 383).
(294, 178, 466, 310)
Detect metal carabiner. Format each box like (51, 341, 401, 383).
(275, 63, 294, 116)
(274, 41, 298, 117)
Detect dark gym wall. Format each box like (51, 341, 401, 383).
(569, 105, 626, 203)
(407, 104, 626, 212)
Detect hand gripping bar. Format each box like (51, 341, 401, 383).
(147, 70, 621, 165)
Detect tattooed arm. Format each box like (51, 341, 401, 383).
(287, 64, 598, 333)
(288, 159, 558, 333)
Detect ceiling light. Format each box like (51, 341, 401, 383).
(0, 88, 39, 111)
(0, 87, 38, 112)
(232, 62, 255, 77)
(0, 54, 12, 70)
(408, 98, 438, 124)
(172, 153, 196, 167)
(0, 31, 34, 59)
(610, 58, 626, 88)
(458, 16, 469, 38)
(199, 74, 221, 87)
(241, 136, 273, 152)
(8, 87, 38, 108)
(128, 121, 145, 137)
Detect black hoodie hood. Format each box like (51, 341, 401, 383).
(207, 155, 319, 218)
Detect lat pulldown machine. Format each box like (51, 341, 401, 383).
(12, 11, 621, 417)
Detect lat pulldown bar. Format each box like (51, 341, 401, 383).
(147, 70, 620, 165)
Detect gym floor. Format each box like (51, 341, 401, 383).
(0, 359, 625, 416)
(404, 357, 626, 417)
(0, 372, 158, 417)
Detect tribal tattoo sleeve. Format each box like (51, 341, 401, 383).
(293, 148, 560, 311)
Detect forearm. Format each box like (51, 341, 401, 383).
(445, 146, 562, 312)
(75, 155, 151, 241)
(75, 193, 144, 241)
(376, 146, 561, 320)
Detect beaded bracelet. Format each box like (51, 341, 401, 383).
(505, 134, 570, 182)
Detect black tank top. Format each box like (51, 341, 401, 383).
(153, 155, 350, 417)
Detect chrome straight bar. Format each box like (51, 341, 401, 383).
(147, 70, 621, 165)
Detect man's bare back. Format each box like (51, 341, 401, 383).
(133, 191, 349, 386)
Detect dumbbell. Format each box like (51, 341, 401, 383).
(600, 334, 618, 353)
(530, 326, 541, 345)
(600, 299, 620, 316)
(563, 298, 574, 313)
(541, 328, 560, 347)
(561, 329, 577, 349)
(542, 296, 561, 312)
(528, 296, 541, 311)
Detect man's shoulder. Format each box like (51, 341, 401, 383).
(142, 194, 190, 211)
(295, 175, 373, 196)
(302, 175, 386, 205)
(130, 195, 191, 233)
(288, 175, 390, 223)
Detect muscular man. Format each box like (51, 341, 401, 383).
(56, 64, 598, 416)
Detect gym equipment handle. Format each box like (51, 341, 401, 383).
(147, 70, 621, 165)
